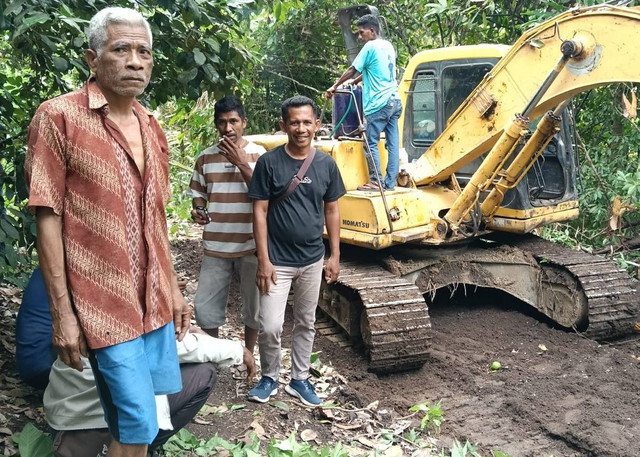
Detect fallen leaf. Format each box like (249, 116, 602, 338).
(193, 417, 213, 425)
(366, 400, 379, 411)
(383, 446, 404, 457)
(249, 420, 265, 438)
(0, 427, 12, 435)
(610, 196, 635, 231)
(357, 436, 376, 448)
(622, 91, 637, 120)
(300, 429, 317, 442)
(270, 401, 290, 413)
(333, 422, 363, 430)
(538, 344, 548, 351)
(318, 408, 335, 420)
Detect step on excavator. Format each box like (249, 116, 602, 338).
(247, 3, 640, 372)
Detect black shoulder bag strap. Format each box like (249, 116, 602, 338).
(272, 148, 316, 205)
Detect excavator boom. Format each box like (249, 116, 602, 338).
(410, 4, 640, 186)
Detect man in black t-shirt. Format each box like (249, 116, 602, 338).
(247, 95, 346, 406)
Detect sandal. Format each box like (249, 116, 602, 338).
(357, 181, 381, 191)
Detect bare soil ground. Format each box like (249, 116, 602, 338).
(1, 237, 639, 456)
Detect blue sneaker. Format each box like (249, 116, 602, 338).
(285, 379, 322, 406)
(248, 376, 278, 403)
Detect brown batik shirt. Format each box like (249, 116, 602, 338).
(26, 78, 174, 349)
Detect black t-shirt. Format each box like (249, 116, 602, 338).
(248, 145, 346, 267)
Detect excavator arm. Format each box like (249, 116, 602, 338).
(410, 4, 640, 222)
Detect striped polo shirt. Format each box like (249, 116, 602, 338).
(187, 141, 265, 258)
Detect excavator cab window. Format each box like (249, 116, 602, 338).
(442, 63, 493, 123)
(411, 71, 437, 145)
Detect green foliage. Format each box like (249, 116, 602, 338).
(0, 0, 261, 284)
(443, 439, 482, 457)
(162, 428, 261, 456)
(565, 85, 640, 271)
(491, 451, 514, 457)
(409, 400, 445, 433)
(161, 429, 349, 457)
(12, 423, 54, 457)
(268, 432, 348, 457)
(241, 0, 348, 132)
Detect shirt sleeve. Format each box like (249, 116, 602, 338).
(177, 332, 243, 367)
(25, 104, 68, 215)
(351, 42, 373, 73)
(247, 155, 271, 200)
(186, 153, 208, 200)
(323, 158, 346, 202)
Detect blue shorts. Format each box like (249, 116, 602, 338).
(89, 322, 182, 445)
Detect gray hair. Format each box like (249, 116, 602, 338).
(87, 7, 153, 55)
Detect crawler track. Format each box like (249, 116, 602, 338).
(319, 261, 432, 373)
(508, 235, 639, 339)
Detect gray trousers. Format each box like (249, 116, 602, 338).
(194, 254, 260, 330)
(258, 258, 323, 380)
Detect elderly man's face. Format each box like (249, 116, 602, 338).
(87, 23, 153, 99)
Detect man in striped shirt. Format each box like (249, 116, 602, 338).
(188, 96, 265, 357)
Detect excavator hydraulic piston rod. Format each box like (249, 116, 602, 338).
(444, 115, 528, 231)
(480, 105, 565, 219)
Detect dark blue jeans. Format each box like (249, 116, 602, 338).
(365, 97, 402, 190)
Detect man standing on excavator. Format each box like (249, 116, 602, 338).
(326, 13, 402, 191)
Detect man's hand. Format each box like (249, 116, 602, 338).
(324, 256, 340, 284)
(325, 85, 337, 99)
(218, 136, 247, 168)
(52, 313, 88, 372)
(172, 290, 191, 342)
(256, 258, 277, 295)
(243, 347, 257, 381)
(191, 208, 209, 225)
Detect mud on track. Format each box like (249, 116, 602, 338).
(175, 239, 640, 457)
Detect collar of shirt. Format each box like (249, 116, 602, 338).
(86, 76, 153, 125)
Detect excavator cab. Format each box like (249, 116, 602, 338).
(400, 47, 579, 229)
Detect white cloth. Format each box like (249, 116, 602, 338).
(44, 332, 243, 430)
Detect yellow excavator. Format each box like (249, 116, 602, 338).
(247, 3, 640, 372)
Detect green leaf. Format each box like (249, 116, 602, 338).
(177, 68, 199, 85)
(270, 400, 290, 412)
(186, 0, 202, 21)
(4, 244, 19, 267)
(1, 218, 19, 240)
(13, 423, 54, 457)
(492, 451, 514, 457)
(60, 17, 84, 34)
(201, 64, 219, 83)
(22, 13, 51, 27)
(193, 48, 206, 66)
(4, 1, 24, 16)
(52, 57, 68, 71)
(229, 403, 246, 412)
(73, 37, 85, 48)
(203, 38, 220, 53)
